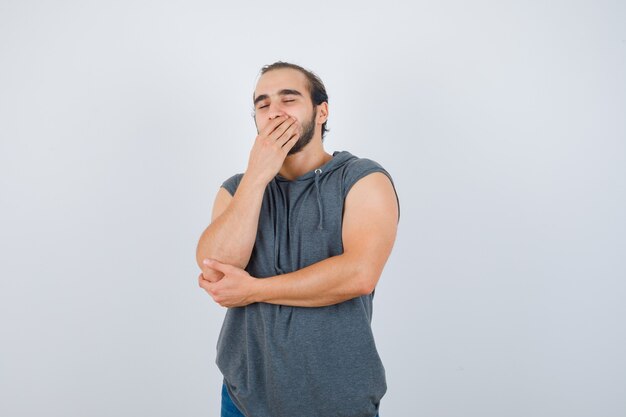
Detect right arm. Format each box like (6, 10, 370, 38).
(195, 174, 267, 281)
(195, 114, 301, 281)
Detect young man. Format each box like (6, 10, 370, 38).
(196, 62, 400, 417)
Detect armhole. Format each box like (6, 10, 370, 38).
(220, 185, 234, 197)
(221, 173, 244, 197)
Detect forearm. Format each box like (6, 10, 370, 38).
(196, 174, 266, 270)
(253, 253, 377, 307)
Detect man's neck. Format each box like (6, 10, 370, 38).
(278, 143, 333, 181)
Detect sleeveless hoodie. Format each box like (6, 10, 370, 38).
(216, 150, 400, 417)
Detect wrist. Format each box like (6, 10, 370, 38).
(242, 170, 272, 189)
(251, 276, 270, 304)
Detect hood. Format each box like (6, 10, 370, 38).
(275, 150, 356, 231)
(274, 150, 356, 183)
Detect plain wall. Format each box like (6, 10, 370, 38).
(1, 1, 625, 416)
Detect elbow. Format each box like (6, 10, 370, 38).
(196, 244, 219, 271)
(195, 245, 209, 270)
(358, 282, 376, 296)
(195, 232, 211, 270)
(355, 271, 379, 296)
(196, 244, 249, 272)
(344, 255, 380, 296)
(195, 237, 221, 270)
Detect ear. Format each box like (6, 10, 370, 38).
(316, 102, 329, 125)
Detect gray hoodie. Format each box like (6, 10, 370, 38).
(216, 150, 400, 417)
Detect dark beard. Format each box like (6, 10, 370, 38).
(287, 108, 317, 156)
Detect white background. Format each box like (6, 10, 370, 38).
(1, 1, 625, 416)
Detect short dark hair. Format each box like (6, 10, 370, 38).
(254, 61, 330, 139)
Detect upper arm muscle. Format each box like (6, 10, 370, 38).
(341, 172, 399, 290)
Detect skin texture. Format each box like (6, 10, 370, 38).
(196, 67, 398, 307)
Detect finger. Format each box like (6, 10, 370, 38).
(277, 121, 300, 147)
(198, 273, 210, 290)
(202, 267, 224, 283)
(260, 115, 290, 137)
(199, 276, 217, 294)
(202, 258, 237, 274)
(267, 118, 295, 143)
(268, 117, 297, 142)
(282, 135, 300, 155)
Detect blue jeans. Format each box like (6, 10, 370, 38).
(221, 383, 380, 417)
(221, 383, 245, 417)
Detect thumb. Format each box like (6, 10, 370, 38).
(202, 258, 236, 274)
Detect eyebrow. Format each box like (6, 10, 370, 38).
(253, 89, 303, 106)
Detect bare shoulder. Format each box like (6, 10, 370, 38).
(344, 172, 399, 224)
(341, 171, 399, 290)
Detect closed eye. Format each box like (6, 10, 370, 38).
(258, 99, 294, 109)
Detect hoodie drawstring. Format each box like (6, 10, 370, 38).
(274, 234, 284, 275)
(314, 168, 324, 230)
(274, 168, 325, 274)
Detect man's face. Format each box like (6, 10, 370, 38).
(253, 68, 318, 155)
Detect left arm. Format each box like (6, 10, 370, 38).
(199, 172, 399, 308)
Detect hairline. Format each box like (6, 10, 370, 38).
(252, 67, 316, 106)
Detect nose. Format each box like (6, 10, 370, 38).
(268, 102, 288, 120)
